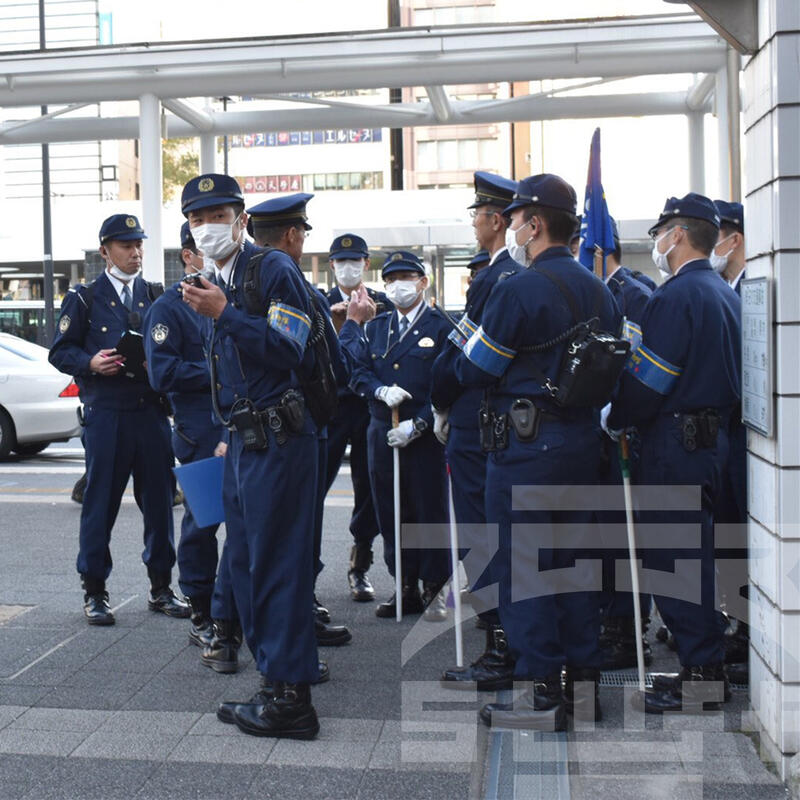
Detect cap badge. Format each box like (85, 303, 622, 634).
(342, 237, 352, 248)
(391, 253, 403, 261)
(125, 217, 137, 228)
(198, 178, 215, 192)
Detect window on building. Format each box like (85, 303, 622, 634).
(416, 138, 498, 171)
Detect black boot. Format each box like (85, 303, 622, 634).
(201, 619, 241, 674)
(187, 595, 213, 648)
(600, 616, 652, 670)
(635, 664, 729, 714)
(315, 618, 352, 647)
(564, 666, 602, 722)
(81, 576, 114, 626)
(479, 676, 566, 731)
(376, 578, 424, 617)
(347, 544, 375, 602)
(421, 581, 448, 623)
(147, 570, 191, 618)
(441, 625, 514, 691)
(313, 595, 331, 624)
(217, 674, 273, 724)
(233, 682, 320, 740)
(651, 665, 734, 699)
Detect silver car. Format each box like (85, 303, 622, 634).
(0, 332, 81, 459)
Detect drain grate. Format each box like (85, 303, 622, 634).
(600, 669, 747, 692)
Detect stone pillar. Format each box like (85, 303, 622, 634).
(744, 0, 800, 780)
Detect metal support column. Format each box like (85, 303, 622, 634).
(39, 0, 55, 346)
(687, 111, 706, 194)
(200, 134, 216, 174)
(139, 93, 164, 283)
(715, 64, 730, 198)
(726, 45, 742, 201)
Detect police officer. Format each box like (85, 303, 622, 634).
(466, 249, 490, 284)
(49, 214, 188, 625)
(454, 174, 621, 730)
(608, 193, 741, 713)
(432, 171, 522, 691)
(597, 217, 654, 670)
(244, 195, 351, 648)
(143, 221, 240, 672)
(711, 200, 746, 294)
(324, 233, 392, 602)
(180, 176, 321, 739)
(342, 251, 451, 620)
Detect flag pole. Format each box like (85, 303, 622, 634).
(392, 404, 403, 622)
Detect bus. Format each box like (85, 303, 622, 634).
(0, 301, 62, 347)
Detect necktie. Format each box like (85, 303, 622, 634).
(398, 316, 409, 338)
(121, 284, 132, 311)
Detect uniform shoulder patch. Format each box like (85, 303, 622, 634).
(150, 323, 169, 345)
(58, 315, 71, 334)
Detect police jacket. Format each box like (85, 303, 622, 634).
(209, 240, 315, 417)
(143, 281, 214, 422)
(431, 247, 522, 426)
(609, 258, 741, 430)
(606, 266, 652, 326)
(454, 246, 622, 416)
(342, 302, 451, 426)
(49, 272, 163, 410)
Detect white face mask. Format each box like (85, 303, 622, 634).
(333, 258, 365, 289)
(107, 262, 140, 282)
(192, 214, 243, 262)
(505, 221, 534, 266)
(386, 279, 422, 308)
(651, 229, 676, 279)
(709, 233, 737, 273)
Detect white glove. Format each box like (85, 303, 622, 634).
(375, 385, 412, 408)
(600, 402, 623, 442)
(433, 407, 450, 445)
(387, 419, 421, 448)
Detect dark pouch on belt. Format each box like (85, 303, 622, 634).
(280, 390, 306, 434)
(508, 399, 540, 442)
(697, 410, 720, 448)
(231, 400, 268, 451)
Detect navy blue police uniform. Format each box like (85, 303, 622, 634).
(49, 214, 184, 622)
(143, 222, 236, 638)
(431, 171, 522, 637)
(323, 233, 392, 600)
(181, 177, 320, 693)
(341, 251, 451, 610)
(609, 194, 741, 709)
(453, 175, 622, 728)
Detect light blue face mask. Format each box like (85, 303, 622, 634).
(505, 220, 533, 265)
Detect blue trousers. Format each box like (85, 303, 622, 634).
(172, 414, 235, 619)
(313, 432, 327, 580)
(324, 393, 380, 547)
(446, 424, 499, 624)
(486, 420, 603, 678)
(222, 416, 319, 682)
(638, 414, 728, 666)
(367, 420, 450, 584)
(77, 402, 175, 582)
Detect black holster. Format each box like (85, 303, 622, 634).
(478, 398, 508, 452)
(681, 409, 720, 452)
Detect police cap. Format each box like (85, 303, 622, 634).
(382, 251, 425, 278)
(99, 214, 147, 244)
(181, 174, 244, 216)
(713, 200, 744, 233)
(648, 193, 721, 236)
(467, 249, 491, 270)
(247, 193, 314, 231)
(503, 173, 578, 216)
(468, 171, 518, 210)
(329, 233, 368, 260)
(180, 221, 195, 250)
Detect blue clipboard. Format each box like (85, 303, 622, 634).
(173, 456, 225, 527)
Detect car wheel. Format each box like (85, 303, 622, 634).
(0, 409, 15, 460)
(13, 441, 50, 456)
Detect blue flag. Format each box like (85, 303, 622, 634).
(579, 128, 616, 277)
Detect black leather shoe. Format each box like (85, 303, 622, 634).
(233, 682, 320, 740)
(71, 472, 87, 504)
(202, 619, 241, 674)
(724, 622, 749, 664)
(600, 616, 652, 670)
(441, 626, 514, 691)
(634, 664, 729, 714)
(313, 595, 330, 624)
(314, 660, 330, 685)
(422, 582, 448, 622)
(315, 619, 352, 647)
(187, 595, 213, 648)
(148, 587, 191, 618)
(655, 624, 670, 642)
(650, 666, 733, 700)
(479, 676, 566, 730)
(564, 666, 602, 722)
(217, 676, 273, 724)
(726, 662, 748, 685)
(376, 581, 424, 618)
(348, 544, 375, 602)
(83, 592, 115, 626)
